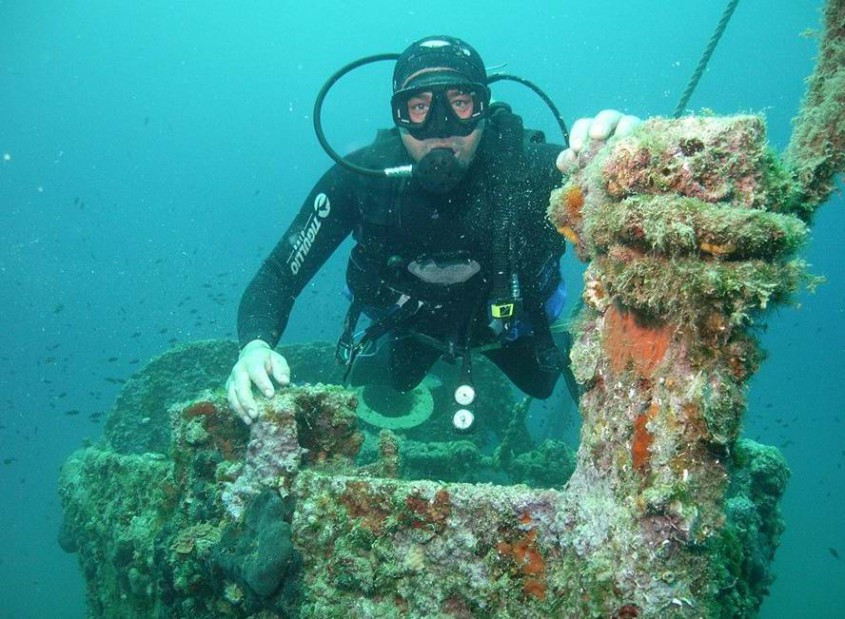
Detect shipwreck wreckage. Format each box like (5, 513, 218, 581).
(59, 2, 844, 616)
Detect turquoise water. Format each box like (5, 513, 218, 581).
(1, 1, 842, 616)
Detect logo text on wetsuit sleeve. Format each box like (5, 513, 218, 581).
(287, 193, 331, 275)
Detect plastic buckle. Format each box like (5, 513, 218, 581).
(490, 301, 515, 319)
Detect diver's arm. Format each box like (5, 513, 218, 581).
(237, 167, 356, 347)
(228, 163, 357, 423)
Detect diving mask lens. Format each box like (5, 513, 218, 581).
(391, 83, 489, 136)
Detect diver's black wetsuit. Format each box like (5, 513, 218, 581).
(237, 119, 568, 398)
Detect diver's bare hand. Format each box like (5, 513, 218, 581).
(225, 339, 290, 424)
(556, 109, 642, 173)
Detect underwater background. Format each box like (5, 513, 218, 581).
(0, 0, 842, 617)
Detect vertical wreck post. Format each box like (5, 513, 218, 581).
(545, 4, 844, 612)
(784, 0, 845, 211)
(548, 113, 805, 615)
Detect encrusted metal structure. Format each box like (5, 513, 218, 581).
(59, 2, 844, 616)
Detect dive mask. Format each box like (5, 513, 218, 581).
(391, 81, 490, 140)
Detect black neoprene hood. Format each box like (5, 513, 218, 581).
(393, 36, 488, 91)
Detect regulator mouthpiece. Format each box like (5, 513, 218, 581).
(413, 148, 464, 194)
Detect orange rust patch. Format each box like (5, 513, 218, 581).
(497, 528, 546, 599)
(182, 400, 246, 460)
(699, 240, 734, 256)
(604, 304, 672, 377)
(523, 578, 546, 600)
(551, 184, 585, 243)
(339, 481, 393, 535)
(562, 184, 585, 221)
(183, 401, 218, 418)
(632, 401, 659, 473)
(557, 225, 581, 244)
(402, 489, 451, 532)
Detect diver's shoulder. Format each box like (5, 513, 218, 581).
(525, 139, 565, 164)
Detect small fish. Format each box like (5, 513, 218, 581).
(107, 357, 118, 362)
(64, 409, 80, 416)
(53, 304, 65, 314)
(3, 458, 17, 465)
(830, 548, 840, 560)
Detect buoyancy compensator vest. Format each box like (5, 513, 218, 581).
(336, 103, 564, 373)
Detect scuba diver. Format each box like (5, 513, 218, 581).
(226, 35, 639, 429)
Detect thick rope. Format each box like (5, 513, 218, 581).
(673, 0, 741, 118)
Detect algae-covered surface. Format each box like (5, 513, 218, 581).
(58, 105, 835, 615)
(58, 339, 787, 617)
(59, 339, 581, 615)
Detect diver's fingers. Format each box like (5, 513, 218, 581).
(568, 117, 592, 153)
(616, 114, 642, 138)
(227, 377, 252, 425)
(225, 374, 240, 416)
(237, 369, 261, 422)
(556, 148, 578, 174)
(268, 353, 291, 387)
(246, 355, 275, 399)
(589, 109, 624, 141)
(227, 369, 257, 423)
